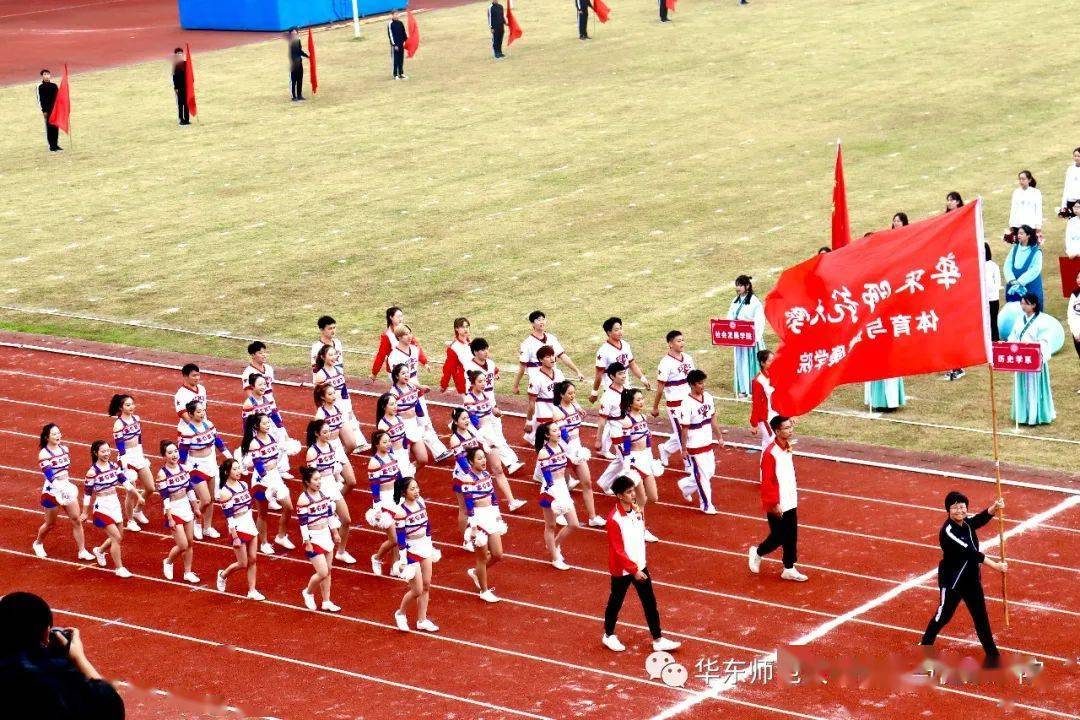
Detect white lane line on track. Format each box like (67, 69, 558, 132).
(649, 493, 1080, 720)
(1, 342, 1077, 493)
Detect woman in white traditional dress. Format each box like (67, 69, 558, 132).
(1005, 170, 1043, 244)
(1009, 292, 1056, 426)
(727, 274, 766, 397)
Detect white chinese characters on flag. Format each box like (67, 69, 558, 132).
(764, 200, 990, 417)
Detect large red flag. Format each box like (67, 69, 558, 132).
(594, 0, 611, 23)
(404, 10, 420, 58)
(764, 200, 989, 417)
(831, 142, 850, 250)
(48, 63, 71, 134)
(184, 44, 197, 116)
(666, 0, 676, 11)
(506, 2, 523, 44)
(307, 28, 318, 94)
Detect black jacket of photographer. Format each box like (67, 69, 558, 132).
(0, 644, 124, 720)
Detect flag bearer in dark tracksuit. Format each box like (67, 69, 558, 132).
(489, 0, 506, 59)
(38, 70, 61, 151)
(575, 0, 593, 39)
(287, 28, 309, 100)
(920, 491, 1006, 667)
(172, 49, 190, 124)
(388, 11, 408, 79)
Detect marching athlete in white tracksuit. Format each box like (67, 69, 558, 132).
(651, 330, 695, 467)
(676, 370, 725, 514)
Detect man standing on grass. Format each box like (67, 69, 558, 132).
(287, 28, 309, 100)
(489, 0, 507, 59)
(37, 70, 61, 152)
(748, 416, 807, 581)
(171, 49, 190, 125)
(575, 0, 593, 39)
(388, 11, 409, 79)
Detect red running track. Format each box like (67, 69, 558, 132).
(0, 340, 1077, 719)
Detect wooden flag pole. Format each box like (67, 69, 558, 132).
(987, 364, 1010, 628)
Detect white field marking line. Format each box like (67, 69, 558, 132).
(1, 348, 1077, 497)
(4, 316, 1080, 454)
(44, 609, 555, 720)
(649, 494, 1080, 720)
(0, 0, 132, 20)
(1, 466, 1073, 664)
(0, 500, 766, 657)
(0, 547, 842, 720)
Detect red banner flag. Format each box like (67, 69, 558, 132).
(666, 0, 676, 10)
(594, 0, 611, 23)
(831, 142, 850, 250)
(764, 200, 989, 416)
(506, 2, 523, 45)
(307, 28, 318, 94)
(48, 63, 71, 134)
(184, 44, 197, 116)
(404, 10, 420, 58)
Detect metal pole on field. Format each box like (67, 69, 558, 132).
(987, 364, 1011, 628)
(352, 0, 362, 37)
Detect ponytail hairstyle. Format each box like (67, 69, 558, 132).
(533, 422, 551, 453)
(184, 399, 200, 418)
(246, 372, 264, 390)
(39, 423, 58, 449)
(369, 430, 388, 453)
(1019, 169, 1036, 188)
(393, 475, 416, 505)
(466, 369, 484, 389)
(299, 465, 317, 490)
(218, 458, 236, 489)
(385, 306, 403, 328)
(306, 419, 325, 448)
(757, 349, 775, 366)
(375, 393, 394, 425)
(466, 446, 485, 467)
(159, 439, 176, 457)
(553, 380, 573, 407)
(390, 363, 407, 385)
(241, 413, 266, 454)
(449, 407, 469, 430)
(735, 274, 754, 299)
(619, 388, 641, 417)
(313, 344, 332, 372)
(107, 393, 131, 417)
(89, 440, 108, 464)
(313, 382, 332, 408)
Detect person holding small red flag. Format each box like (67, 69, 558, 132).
(171, 49, 190, 125)
(287, 28, 310, 101)
(575, 0, 594, 40)
(489, 0, 507, 59)
(37, 70, 62, 152)
(388, 11, 409, 79)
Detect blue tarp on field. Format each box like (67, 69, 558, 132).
(179, 0, 406, 31)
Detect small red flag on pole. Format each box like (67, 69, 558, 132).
(831, 141, 850, 250)
(307, 28, 318, 94)
(404, 10, 420, 58)
(506, 1, 523, 44)
(48, 63, 71, 135)
(184, 44, 198, 117)
(594, 0, 611, 23)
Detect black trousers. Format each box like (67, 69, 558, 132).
(578, 11, 588, 38)
(391, 47, 405, 77)
(492, 27, 504, 56)
(174, 88, 189, 123)
(604, 568, 662, 639)
(988, 300, 1000, 342)
(659, 0, 668, 20)
(921, 581, 999, 657)
(290, 66, 304, 98)
(757, 508, 798, 568)
(44, 118, 59, 149)
(1073, 333, 1080, 360)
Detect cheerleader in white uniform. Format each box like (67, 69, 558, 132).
(385, 326, 451, 462)
(177, 400, 228, 540)
(448, 408, 519, 547)
(312, 383, 361, 495)
(241, 413, 295, 555)
(241, 373, 296, 479)
(297, 467, 341, 612)
(532, 424, 579, 571)
(80, 441, 131, 578)
(387, 364, 434, 467)
(32, 424, 93, 561)
(392, 476, 440, 632)
(367, 430, 405, 576)
(155, 441, 199, 584)
(460, 447, 506, 603)
(374, 392, 417, 477)
(464, 340, 524, 475)
(313, 344, 371, 453)
(463, 372, 527, 513)
(607, 389, 661, 542)
(551, 381, 605, 527)
(305, 419, 356, 565)
(107, 394, 150, 532)
(215, 459, 264, 600)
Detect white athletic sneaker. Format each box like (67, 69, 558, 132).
(602, 634, 626, 652)
(394, 610, 410, 631)
(216, 570, 227, 592)
(479, 589, 501, 603)
(567, 477, 580, 490)
(507, 498, 528, 512)
(505, 461, 525, 476)
(77, 548, 94, 561)
(588, 516, 607, 528)
(702, 507, 719, 515)
(336, 550, 357, 565)
(247, 589, 266, 601)
(601, 450, 617, 460)
(321, 600, 341, 613)
(466, 568, 481, 590)
(556, 514, 568, 527)
(125, 519, 142, 532)
(371, 554, 384, 576)
(93, 547, 107, 567)
(462, 538, 475, 552)
(389, 563, 403, 579)
(267, 497, 282, 511)
(643, 528, 659, 543)
(260, 542, 275, 555)
(552, 558, 571, 571)
(183, 571, 200, 584)
(357, 441, 373, 452)
(32, 542, 47, 558)
(115, 567, 132, 579)
(163, 560, 175, 580)
(134, 510, 150, 525)
(203, 527, 221, 539)
(416, 619, 440, 632)
(434, 451, 453, 463)
(193, 524, 203, 541)
(302, 590, 317, 610)
(781, 568, 808, 582)
(274, 535, 295, 550)
(659, 445, 671, 467)
(748, 546, 761, 574)
(652, 637, 681, 652)
(280, 471, 294, 480)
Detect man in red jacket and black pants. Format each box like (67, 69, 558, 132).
(748, 416, 808, 582)
(603, 475, 681, 653)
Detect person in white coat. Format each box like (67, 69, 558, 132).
(1006, 170, 1042, 244)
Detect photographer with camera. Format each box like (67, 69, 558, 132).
(0, 591, 124, 719)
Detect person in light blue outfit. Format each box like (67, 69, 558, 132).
(1003, 225, 1044, 306)
(727, 274, 766, 397)
(865, 213, 909, 408)
(1009, 292, 1056, 426)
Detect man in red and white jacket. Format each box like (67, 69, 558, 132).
(603, 475, 681, 653)
(748, 416, 807, 581)
(748, 349, 777, 450)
